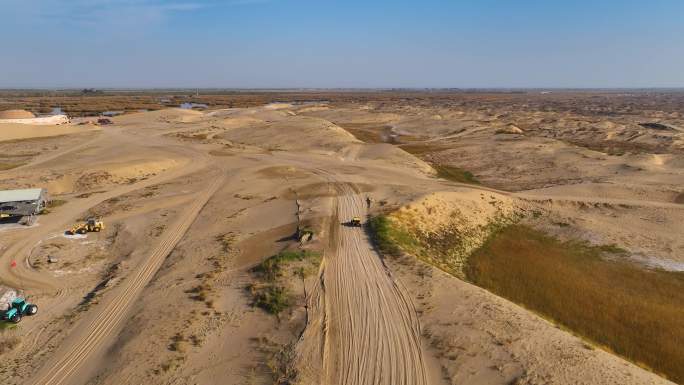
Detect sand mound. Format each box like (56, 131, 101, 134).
(0, 123, 97, 142)
(0, 109, 35, 119)
(216, 115, 360, 153)
(296, 106, 330, 113)
(264, 103, 293, 110)
(496, 124, 524, 134)
(46, 158, 182, 194)
(389, 190, 520, 275)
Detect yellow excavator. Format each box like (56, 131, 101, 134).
(66, 217, 105, 235)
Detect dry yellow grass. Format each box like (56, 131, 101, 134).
(0, 162, 23, 171)
(466, 225, 684, 383)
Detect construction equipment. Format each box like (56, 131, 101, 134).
(66, 217, 105, 235)
(348, 217, 363, 227)
(1, 290, 37, 324)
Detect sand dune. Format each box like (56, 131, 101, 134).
(0, 123, 99, 142)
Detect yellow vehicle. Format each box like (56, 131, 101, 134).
(66, 218, 105, 235)
(348, 217, 363, 227)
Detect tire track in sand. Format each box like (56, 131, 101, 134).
(28, 174, 224, 385)
(305, 171, 428, 385)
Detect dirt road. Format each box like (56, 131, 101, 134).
(28, 174, 224, 385)
(304, 179, 429, 385)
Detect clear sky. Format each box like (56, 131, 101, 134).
(1, 0, 683, 88)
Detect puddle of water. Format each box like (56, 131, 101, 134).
(180, 103, 208, 110)
(102, 111, 124, 117)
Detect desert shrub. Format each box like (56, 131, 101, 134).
(466, 224, 684, 383)
(168, 333, 187, 353)
(249, 284, 290, 315)
(433, 164, 480, 184)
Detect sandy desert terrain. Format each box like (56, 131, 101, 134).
(0, 91, 682, 385)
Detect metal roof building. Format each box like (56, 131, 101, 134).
(0, 188, 47, 220)
(0, 189, 44, 202)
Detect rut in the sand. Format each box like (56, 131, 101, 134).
(321, 182, 429, 385)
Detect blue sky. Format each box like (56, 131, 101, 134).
(1, 0, 683, 88)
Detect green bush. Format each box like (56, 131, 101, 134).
(433, 164, 480, 184)
(250, 284, 291, 315)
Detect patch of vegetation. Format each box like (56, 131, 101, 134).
(675, 192, 684, 204)
(297, 226, 315, 242)
(465, 224, 684, 383)
(0, 162, 23, 171)
(370, 213, 513, 277)
(39, 199, 68, 215)
(398, 144, 481, 185)
(215, 232, 236, 253)
(252, 336, 298, 384)
(47, 199, 67, 208)
(168, 332, 188, 353)
(0, 322, 18, 331)
(399, 143, 449, 156)
(185, 283, 212, 303)
(248, 250, 321, 315)
(433, 164, 480, 185)
(368, 215, 410, 257)
(250, 285, 291, 315)
(0, 333, 21, 356)
(252, 250, 321, 281)
(158, 356, 185, 373)
(343, 127, 384, 143)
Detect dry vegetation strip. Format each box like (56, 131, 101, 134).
(399, 143, 481, 185)
(0, 162, 24, 171)
(465, 225, 684, 383)
(338, 124, 386, 144)
(0, 324, 21, 359)
(432, 164, 480, 185)
(248, 250, 321, 315)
